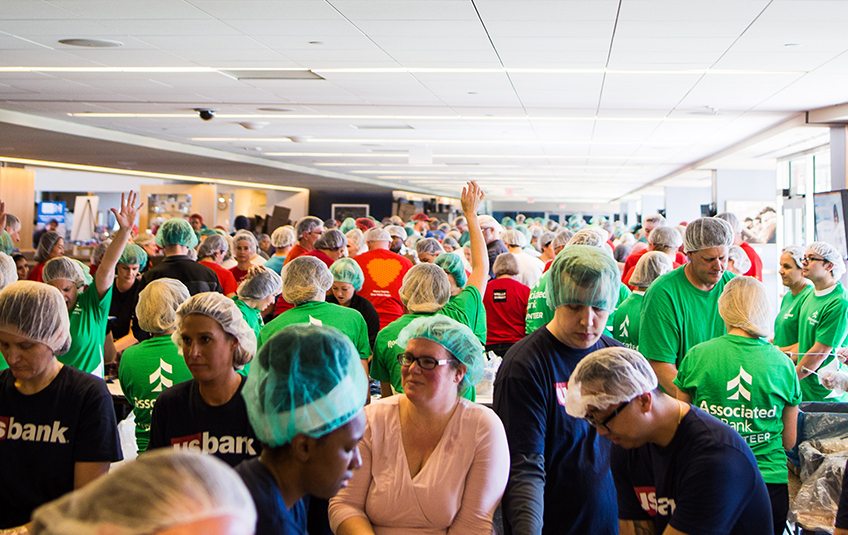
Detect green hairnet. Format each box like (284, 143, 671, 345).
(339, 217, 356, 234)
(434, 252, 467, 288)
(396, 315, 484, 396)
(155, 218, 199, 248)
(546, 245, 620, 311)
(0, 231, 12, 255)
(200, 228, 218, 238)
(244, 323, 367, 447)
(329, 257, 364, 292)
(119, 243, 148, 270)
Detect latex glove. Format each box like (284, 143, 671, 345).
(836, 347, 848, 364)
(819, 370, 848, 393)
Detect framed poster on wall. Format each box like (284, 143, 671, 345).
(725, 200, 777, 244)
(332, 204, 369, 222)
(814, 191, 848, 259)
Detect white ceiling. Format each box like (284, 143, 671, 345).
(1, 0, 848, 203)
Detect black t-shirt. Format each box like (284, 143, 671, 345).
(108, 278, 140, 339)
(148, 376, 260, 467)
(611, 406, 772, 535)
(236, 458, 307, 535)
(493, 326, 621, 535)
(837, 459, 848, 529)
(327, 292, 380, 351)
(0, 366, 122, 528)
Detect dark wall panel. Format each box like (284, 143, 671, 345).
(308, 190, 395, 221)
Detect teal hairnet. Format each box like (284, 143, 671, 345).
(329, 257, 364, 292)
(396, 315, 484, 396)
(0, 231, 12, 255)
(43, 257, 93, 289)
(339, 217, 356, 234)
(119, 243, 148, 270)
(155, 218, 199, 248)
(546, 245, 620, 311)
(243, 323, 367, 447)
(434, 252, 467, 288)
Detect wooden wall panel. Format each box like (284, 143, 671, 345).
(0, 168, 35, 250)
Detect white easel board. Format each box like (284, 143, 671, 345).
(70, 195, 99, 242)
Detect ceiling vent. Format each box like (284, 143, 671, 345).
(219, 70, 324, 80)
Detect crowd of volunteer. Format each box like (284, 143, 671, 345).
(3, 181, 848, 535)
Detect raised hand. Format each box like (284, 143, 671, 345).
(111, 191, 144, 232)
(0, 199, 6, 231)
(461, 181, 484, 216)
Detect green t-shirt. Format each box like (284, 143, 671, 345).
(58, 284, 112, 377)
(371, 312, 475, 402)
(612, 292, 644, 350)
(638, 267, 733, 367)
(797, 282, 848, 402)
(118, 335, 193, 452)
(440, 285, 486, 345)
(773, 285, 813, 348)
(674, 334, 802, 484)
(233, 297, 263, 377)
(525, 272, 629, 334)
(0, 353, 7, 371)
(258, 301, 370, 361)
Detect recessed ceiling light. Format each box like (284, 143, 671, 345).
(58, 38, 123, 48)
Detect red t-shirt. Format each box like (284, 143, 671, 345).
(354, 248, 413, 329)
(286, 243, 309, 263)
(27, 262, 45, 282)
(622, 248, 686, 280)
(740, 242, 763, 281)
(229, 266, 249, 284)
(304, 249, 334, 269)
(273, 294, 295, 318)
(200, 261, 238, 295)
(483, 277, 530, 344)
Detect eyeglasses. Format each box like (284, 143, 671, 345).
(802, 256, 827, 265)
(583, 400, 631, 432)
(397, 352, 454, 370)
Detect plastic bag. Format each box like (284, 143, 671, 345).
(475, 351, 503, 397)
(789, 450, 848, 533)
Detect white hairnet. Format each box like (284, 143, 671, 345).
(809, 241, 847, 279)
(385, 225, 407, 240)
(564, 347, 658, 419)
(233, 231, 258, 252)
(271, 226, 296, 248)
(197, 234, 227, 259)
(173, 292, 257, 369)
(567, 228, 607, 248)
(364, 227, 390, 242)
(630, 251, 673, 288)
(238, 266, 283, 301)
(0, 281, 71, 355)
(551, 229, 575, 249)
(683, 217, 734, 253)
(648, 226, 682, 251)
(539, 231, 557, 250)
(34, 231, 62, 263)
(715, 212, 740, 233)
(477, 215, 503, 235)
(782, 245, 805, 269)
(399, 263, 450, 313)
(416, 237, 445, 256)
(43, 257, 93, 289)
(281, 256, 333, 305)
(244, 323, 367, 447)
(727, 245, 751, 274)
(493, 252, 520, 277)
(136, 278, 190, 334)
(29, 450, 257, 535)
(345, 228, 364, 250)
(314, 229, 347, 250)
(0, 252, 17, 291)
(718, 276, 772, 338)
(91, 240, 111, 266)
(502, 229, 527, 248)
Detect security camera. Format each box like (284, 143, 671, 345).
(195, 108, 215, 121)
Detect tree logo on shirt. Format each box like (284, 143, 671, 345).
(149, 359, 175, 392)
(727, 366, 752, 401)
(309, 315, 323, 326)
(619, 316, 630, 338)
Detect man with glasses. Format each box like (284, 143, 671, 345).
(286, 215, 325, 263)
(494, 245, 623, 535)
(638, 217, 735, 396)
(792, 241, 848, 401)
(565, 347, 772, 535)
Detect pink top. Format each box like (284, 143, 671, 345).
(328, 396, 509, 535)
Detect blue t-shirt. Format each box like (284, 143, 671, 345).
(611, 406, 772, 535)
(236, 458, 307, 535)
(493, 327, 621, 535)
(264, 256, 286, 275)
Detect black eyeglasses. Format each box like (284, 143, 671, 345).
(584, 400, 631, 432)
(802, 256, 827, 265)
(397, 352, 454, 370)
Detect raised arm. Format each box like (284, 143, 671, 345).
(95, 191, 143, 299)
(462, 181, 488, 296)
